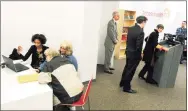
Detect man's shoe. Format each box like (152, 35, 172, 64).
(109, 68, 115, 70)
(123, 89, 137, 93)
(104, 70, 113, 74)
(138, 75, 146, 80)
(146, 79, 157, 85)
(119, 81, 123, 87)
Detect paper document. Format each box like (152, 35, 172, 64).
(18, 74, 39, 83)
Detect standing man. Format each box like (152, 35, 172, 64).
(176, 21, 187, 64)
(119, 16, 148, 93)
(104, 11, 119, 74)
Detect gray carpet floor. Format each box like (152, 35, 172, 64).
(86, 59, 186, 110)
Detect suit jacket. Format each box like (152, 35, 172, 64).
(104, 19, 118, 51)
(143, 29, 159, 63)
(126, 23, 145, 60)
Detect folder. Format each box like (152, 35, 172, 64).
(17, 74, 39, 83)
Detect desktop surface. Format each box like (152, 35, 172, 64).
(1, 63, 52, 110)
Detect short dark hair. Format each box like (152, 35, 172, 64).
(136, 16, 148, 24)
(183, 21, 187, 24)
(157, 24, 164, 29)
(31, 34, 47, 44)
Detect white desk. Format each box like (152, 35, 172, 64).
(1, 62, 53, 110)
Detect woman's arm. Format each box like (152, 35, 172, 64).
(38, 72, 52, 84)
(19, 46, 33, 61)
(39, 61, 47, 71)
(9, 48, 22, 60)
(38, 63, 52, 84)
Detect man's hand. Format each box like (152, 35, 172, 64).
(141, 53, 144, 59)
(115, 40, 119, 44)
(116, 39, 119, 43)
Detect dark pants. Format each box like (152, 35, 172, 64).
(53, 92, 83, 111)
(180, 51, 187, 62)
(53, 105, 70, 111)
(120, 58, 140, 90)
(138, 61, 154, 81)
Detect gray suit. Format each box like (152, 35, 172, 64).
(104, 19, 118, 71)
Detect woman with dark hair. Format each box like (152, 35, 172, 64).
(138, 24, 168, 84)
(9, 34, 49, 68)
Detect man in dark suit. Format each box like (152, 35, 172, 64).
(119, 16, 148, 93)
(138, 24, 168, 84)
(104, 11, 119, 74)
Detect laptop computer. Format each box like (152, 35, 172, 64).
(2, 55, 29, 72)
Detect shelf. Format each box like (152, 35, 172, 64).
(120, 47, 126, 50)
(121, 40, 126, 43)
(124, 19, 135, 21)
(119, 55, 126, 59)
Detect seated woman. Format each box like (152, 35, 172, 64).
(38, 48, 83, 111)
(39, 41, 78, 72)
(60, 41, 78, 71)
(9, 34, 49, 69)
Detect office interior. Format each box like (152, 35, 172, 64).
(1, 1, 187, 110)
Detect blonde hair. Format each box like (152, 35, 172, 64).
(60, 40, 73, 56)
(45, 48, 60, 58)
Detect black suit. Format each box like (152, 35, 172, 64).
(139, 29, 159, 81)
(120, 23, 145, 90)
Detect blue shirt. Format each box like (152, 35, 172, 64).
(176, 27, 187, 38)
(65, 55, 78, 71)
(39, 55, 78, 71)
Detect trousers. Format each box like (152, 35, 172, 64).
(138, 61, 154, 81)
(120, 58, 140, 90)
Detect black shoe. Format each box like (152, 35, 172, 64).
(146, 79, 157, 85)
(109, 68, 115, 70)
(138, 75, 146, 80)
(119, 81, 123, 87)
(123, 89, 137, 93)
(104, 70, 113, 74)
(180, 61, 183, 64)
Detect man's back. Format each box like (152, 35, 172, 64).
(126, 23, 144, 59)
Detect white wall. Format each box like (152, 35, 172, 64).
(97, 1, 186, 65)
(97, 1, 119, 64)
(1, 1, 98, 82)
(119, 1, 186, 47)
(79, 1, 103, 81)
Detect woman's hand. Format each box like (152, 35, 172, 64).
(162, 47, 169, 52)
(156, 44, 163, 51)
(35, 69, 40, 73)
(17, 46, 23, 54)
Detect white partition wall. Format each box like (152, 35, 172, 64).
(97, 1, 120, 65)
(79, 1, 103, 81)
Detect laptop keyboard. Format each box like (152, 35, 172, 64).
(15, 63, 29, 71)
